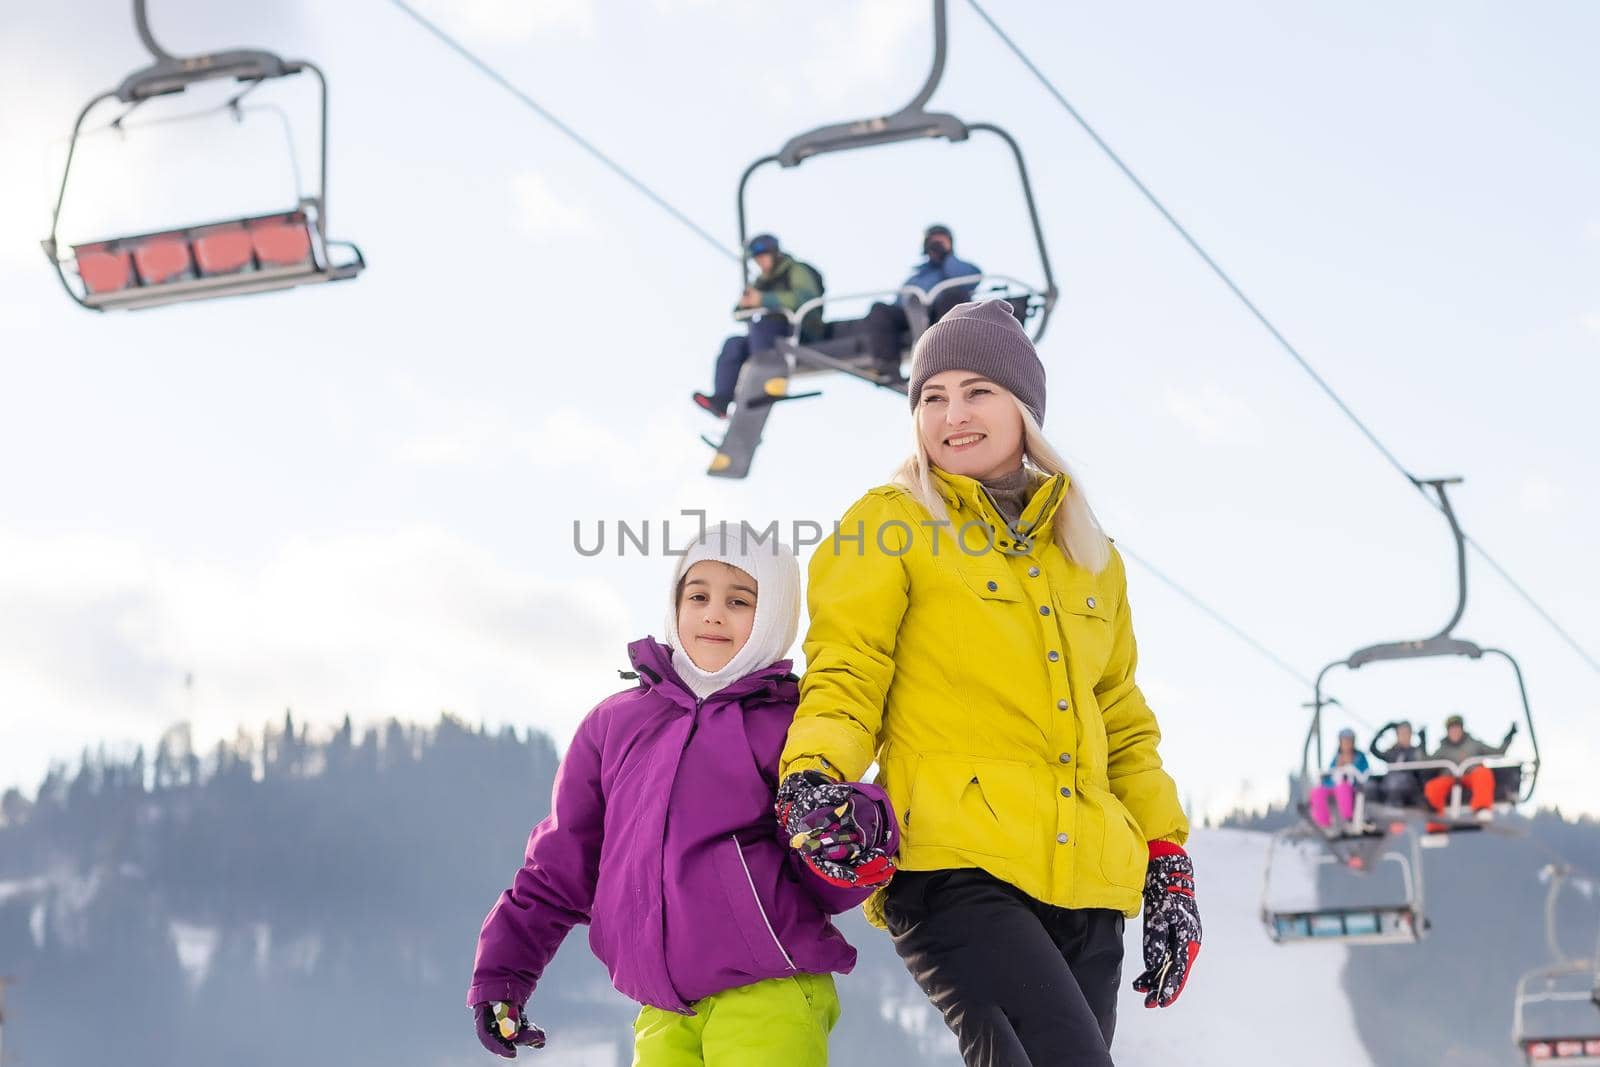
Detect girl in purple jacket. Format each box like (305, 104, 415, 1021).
(467, 523, 897, 1065)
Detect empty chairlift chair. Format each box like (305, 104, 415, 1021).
(1512, 868, 1600, 1064)
(41, 0, 364, 311)
(1260, 827, 1428, 948)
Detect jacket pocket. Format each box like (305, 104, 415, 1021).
(1081, 784, 1146, 891)
(907, 755, 1037, 860)
(1052, 581, 1114, 677)
(957, 566, 1023, 604)
(713, 836, 797, 975)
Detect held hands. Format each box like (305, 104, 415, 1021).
(737, 286, 762, 310)
(473, 1000, 545, 1059)
(1131, 842, 1201, 1009)
(776, 770, 896, 889)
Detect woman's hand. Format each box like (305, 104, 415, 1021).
(777, 770, 896, 888)
(472, 1000, 546, 1058)
(1132, 841, 1201, 1008)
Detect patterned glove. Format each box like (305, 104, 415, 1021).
(472, 1000, 546, 1058)
(776, 770, 896, 889)
(1131, 841, 1201, 1008)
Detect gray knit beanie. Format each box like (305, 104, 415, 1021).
(907, 299, 1046, 424)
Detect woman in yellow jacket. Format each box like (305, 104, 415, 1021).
(775, 300, 1201, 1066)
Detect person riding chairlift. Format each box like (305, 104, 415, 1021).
(1424, 712, 1517, 827)
(692, 234, 825, 419)
(1309, 727, 1370, 832)
(1365, 719, 1429, 808)
(861, 224, 981, 382)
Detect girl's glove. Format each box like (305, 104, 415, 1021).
(1131, 841, 1201, 1008)
(472, 1000, 546, 1058)
(776, 770, 896, 889)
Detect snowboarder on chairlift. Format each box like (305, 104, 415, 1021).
(1424, 712, 1516, 823)
(862, 224, 982, 382)
(692, 234, 825, 419)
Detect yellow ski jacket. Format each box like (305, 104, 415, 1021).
(780, 467, 1187, 919)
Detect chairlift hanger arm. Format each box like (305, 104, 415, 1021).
(967, 121, 1056, 340)
(1483, 647, 1540, 803)
(121, 0, 300, 102)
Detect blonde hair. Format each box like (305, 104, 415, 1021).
(891, 394, 1112, 574)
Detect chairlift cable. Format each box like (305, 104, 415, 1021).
(1119, 544, 1379, 734)
(383, 0, 739, 264)
(965, 0, 1599, 678)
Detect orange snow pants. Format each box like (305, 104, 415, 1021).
(1424, 766, 1495, 812)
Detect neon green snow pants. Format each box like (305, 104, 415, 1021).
(632, 973, 839, 1067)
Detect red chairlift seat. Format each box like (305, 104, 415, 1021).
(192, 223, 253, 276)
(74, 244, 134, 294)
(131, 233, 193, 286)
(248, 214, 313, 268)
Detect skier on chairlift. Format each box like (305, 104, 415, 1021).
(692, 234, 825, 419)
(1365, 719, 1429, 808)
(862, 224, 981, 382)
(1424, 712, 1517, 825)
(1309, 727, 1370, 832)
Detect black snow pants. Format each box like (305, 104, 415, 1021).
(864, 287, 971, 369)
(883, 868, 1124, 1067)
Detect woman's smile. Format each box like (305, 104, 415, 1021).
(945, 431, 986, 451)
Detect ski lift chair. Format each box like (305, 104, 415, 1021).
(1517, 974, 1600, 1065)
(1300, 479, 1540, 838)
(704, 0, 1055, 479)
(1261, 827, 1428, 947)
(1513, 868, 1600, 1064)
(42, 0, 364, 311)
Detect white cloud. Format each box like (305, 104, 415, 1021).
(508, 170, 597, 238)
(1580, 313, 1600, 336)
(0, 528, 633, 793)
(1160, 382, 1267, 446)
(795, 0, 929, 109)
(410, 0, 595, 44)
(1518, 474, 1566, 514)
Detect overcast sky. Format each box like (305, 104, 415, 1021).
(1, 0, 1596, 821)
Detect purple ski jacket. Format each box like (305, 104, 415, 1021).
(467, 637, 894, 1015)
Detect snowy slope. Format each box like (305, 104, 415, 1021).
(1111, 828, 1373, 1066)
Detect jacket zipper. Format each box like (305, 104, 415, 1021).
(730, 834, 796, 971)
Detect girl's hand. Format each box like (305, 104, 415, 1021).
(473, 1000, 546, 1058)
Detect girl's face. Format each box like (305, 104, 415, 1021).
(916, 369, 1025, 481)
(676, 560, 758, 672)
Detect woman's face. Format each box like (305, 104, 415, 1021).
(676, 560, 758, 672)
(916, 369, 1025, 481)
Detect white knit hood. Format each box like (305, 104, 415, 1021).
(663, 522, 801, 701)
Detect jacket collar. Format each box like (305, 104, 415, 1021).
(930, 466, 1069, 552)
(755, 254, 793, 287)
(626, 637, 796, 711)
